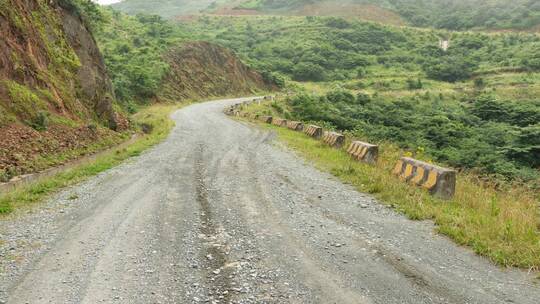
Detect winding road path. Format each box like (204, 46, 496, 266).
(1, 98, 539, 303)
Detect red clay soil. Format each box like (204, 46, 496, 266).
(294, 4, 405, 25)
(158, 41, 275, 102)
(210, 8, 260, 16)
(206, 2, 405, 26)
(0, 123, 125, 180)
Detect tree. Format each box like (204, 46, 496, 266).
(471, 96, 509, 122)
(326, 89, 355, 104)
(505, 124, 540, 167)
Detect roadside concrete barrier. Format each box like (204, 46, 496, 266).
(272, 118, 287, 127)
(393, 157, 456, 199)
(287, 121, 304, 131)
(322, 131, 345, 148)
(304, 125, 323, 139)
(347, 141, 378, 164)
(259, 116, 272, 123)
(228, 108, 240, 116)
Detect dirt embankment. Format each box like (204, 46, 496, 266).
(0, 0, 127, 181)
(206, 1, 405, 26)
(158, 41, 275, 102)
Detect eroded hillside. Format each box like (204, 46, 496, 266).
(94, 10, 275, 105)
(0, 0, 127, 180)
(159, 42, 274, 102)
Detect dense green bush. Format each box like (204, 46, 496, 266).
(423, 55, 477, 82)
(59, 0, 106, 30)
(261, 70, 286, 88)
(292, 62, 326, 81)
(31, 111, 49, 131)
(94, 9, 182, 106)
(524, 49, 540, 71)
(285, 90, 540, 182)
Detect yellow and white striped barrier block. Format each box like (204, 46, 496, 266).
(393, 157, 456, 199)
(287, 121, 304, 131)
(272, 118, 287, 127)
(304, 125, 323, 139)
(259, 116, 273, 123)
(346, 141, 378, 164)
(322, 131, 345, 148)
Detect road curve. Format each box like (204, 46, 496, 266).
(1, 98, 539, 303)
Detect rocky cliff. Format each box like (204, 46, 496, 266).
(0, 0, 126, 180)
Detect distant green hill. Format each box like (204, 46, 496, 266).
(238, 0, 540, 30)
(112, 0, 540, 31)
(111, 0, 215, 18)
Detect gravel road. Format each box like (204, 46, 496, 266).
(1, 97, 539, 304)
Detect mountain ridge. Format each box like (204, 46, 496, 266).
(111, 0, 540, 31)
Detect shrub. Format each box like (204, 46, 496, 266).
(423, 55, 477, 82)
(292, 62, 325, 81)
(524, 49, 540, 70)
(140, 123, 153, 134)
(261, 70, 286, 88)
(325, 17, 350, 29)
(407, 78, 423, 90)
(87, 122, 98, 133)
(0, 169, 9, 183)
(474, 77, 486, 88)
(0, 167, 17, 183)
(356, 92, 371, 105)
(31, 111, 49, 131)
(326, 89, 355, 104)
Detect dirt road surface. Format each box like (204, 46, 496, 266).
(1, 98, 539, 303)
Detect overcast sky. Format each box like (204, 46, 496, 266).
(92, 0, 123, 5)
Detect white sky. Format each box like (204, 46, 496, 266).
(92, 0, 123, 5)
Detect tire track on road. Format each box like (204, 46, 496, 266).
(194, 143, 233, 303)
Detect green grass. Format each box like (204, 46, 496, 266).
(3, 80, 48, 124)
(0, 103, 183, 214)
(249, 119, 540, 269)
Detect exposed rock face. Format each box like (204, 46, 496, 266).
(159, 41, 274, 102)
(0, 0, 122, 129)
(0, 0, 126, 179)
(59, 6, 122, 129)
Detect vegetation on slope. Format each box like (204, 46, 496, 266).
(237, 0, 540, 31)
(0, 0, 128, 181)
(111, 0, 540, 31)
(0, 103, 182, 213)
(282, 89, 539, 184)
(181, 15, 540, 183)
(94, 9, 182, 108)
(93, 8, 274, 111)
(183, 16, 540, 83)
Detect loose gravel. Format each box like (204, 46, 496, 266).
(0, 98, 539, 303)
